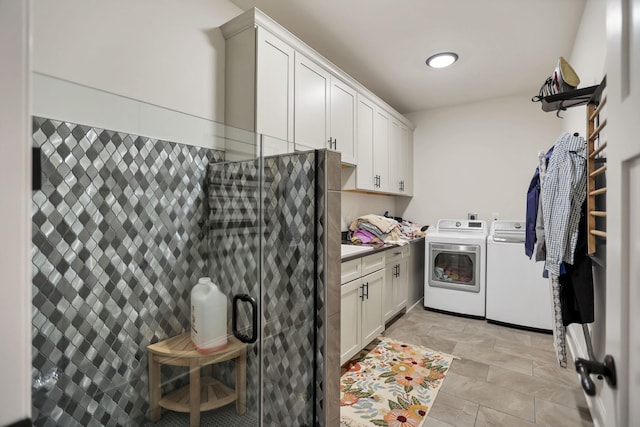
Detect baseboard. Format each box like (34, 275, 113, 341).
(407, 298, 423, 313)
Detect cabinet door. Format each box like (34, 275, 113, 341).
(294, 53, 330, 150)
(256, 28, 294, 154)
(340, 279, 362, 365)
(361, 269, 385, 345)
(389, 119, 412, 195)
(394, 258, 409, 313)
(330, 77, 357, 165)
(356, 95, 376, 191)
(374, 108, 390, 192)
(383, 263, 396, 322)
(400, 124, 413, 196)
(388, 118, 402, 194)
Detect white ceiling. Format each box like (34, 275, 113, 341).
(230, 0, 587, 114)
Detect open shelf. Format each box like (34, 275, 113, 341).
(539, 76, 607, 113)
(159, 376, 237, 413)
(540, 84, 600, 112)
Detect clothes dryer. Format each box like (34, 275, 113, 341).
(424, 219, 487, 317)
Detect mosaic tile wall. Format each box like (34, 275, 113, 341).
(31, 116, 325, 426)
(31, 117, 224, 426)
(206, 152, 319, 426)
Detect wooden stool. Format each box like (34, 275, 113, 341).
(147, 332, 247, 427)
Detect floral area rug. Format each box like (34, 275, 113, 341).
(340, 337, 453, 427)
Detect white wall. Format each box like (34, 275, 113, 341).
(32, 0, 241, 124)
(341, 192, 397, 231)
(400, 93, 563, 227)
(0, 0, 31, 423)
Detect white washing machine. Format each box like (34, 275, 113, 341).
(424, 219, 488, 317)
(486, 220, 553, 331)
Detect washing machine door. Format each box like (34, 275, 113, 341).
(428, 242, 481, 293)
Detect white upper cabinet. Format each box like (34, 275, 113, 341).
(221, 8, 412, 192)
(221, 18, 294, 157)
(294, 53, 330, 151)
(329, 78, 357, 165)
(374, 107, 391, 192)
(389, 117, 412, 195)
(255, 28, 294, 153)
(355, 95, 375, 191)
(400, 124, 413, 196)
(294, 53, 357, 164)
(355, 96, 411, 194)
(389, 118, 402, 193)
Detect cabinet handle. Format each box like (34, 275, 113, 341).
(334, 138, 337, 149)
(393, 264, 400, 278)
(359, 284, 364, 301)
(364, 282, 369, 300)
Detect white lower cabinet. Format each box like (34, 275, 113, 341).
(340, 253, 385, 365)
(383, 246, 411, 322)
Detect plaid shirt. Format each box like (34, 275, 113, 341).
(541, 132, 587, 276)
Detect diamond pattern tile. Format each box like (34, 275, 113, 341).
(32, 117, 327, 427)
(31, 117, 223, 426)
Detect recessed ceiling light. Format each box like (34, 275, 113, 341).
(426, 52, 459, 69)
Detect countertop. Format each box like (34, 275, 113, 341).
(340, 236, 425, 262)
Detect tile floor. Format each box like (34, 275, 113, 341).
(382, 306, 594, 427)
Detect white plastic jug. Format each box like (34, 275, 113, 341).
(191, 277, 228, 353)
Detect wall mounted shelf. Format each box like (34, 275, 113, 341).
(540, 84, 600, 113)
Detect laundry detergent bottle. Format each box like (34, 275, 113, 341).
(191, 277, 228, 353)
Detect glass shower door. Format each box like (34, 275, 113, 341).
(205, 134, 318, 427)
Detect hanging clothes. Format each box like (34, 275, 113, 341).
(550, 275, 568, 367)
(559, 202, 594, 325)
(529, 132, 594, 367)
(542, 132, 587, 276)
(525, 147, 554, 259)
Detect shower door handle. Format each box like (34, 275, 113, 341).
(232, 294, 258, 344)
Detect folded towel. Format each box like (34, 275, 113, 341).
(350, 229, 382, 245)
(349, 214, 399, 234)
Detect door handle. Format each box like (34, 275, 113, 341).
(232, 294, 258, 343)
(364, 282, 369, 299)
(575, 355, 617, 396)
